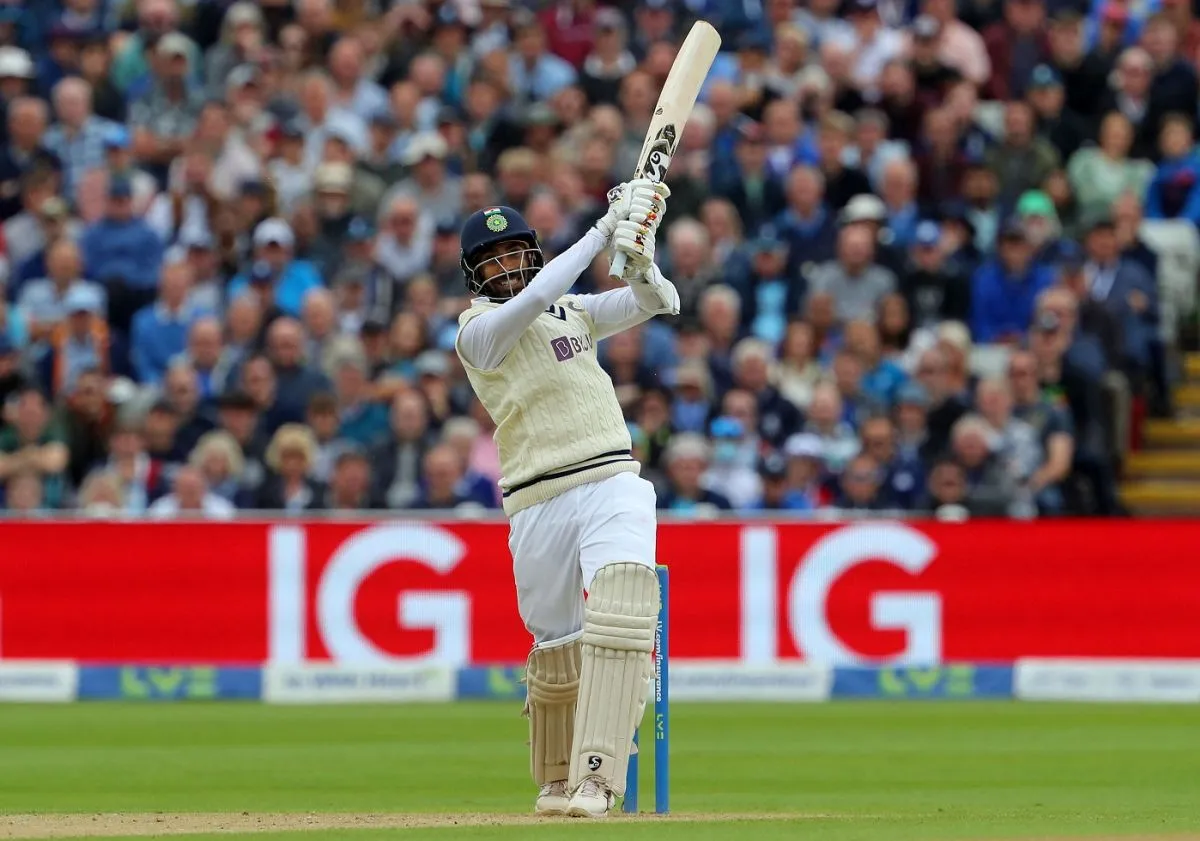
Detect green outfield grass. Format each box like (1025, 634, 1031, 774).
(1, 701, 1198, 840)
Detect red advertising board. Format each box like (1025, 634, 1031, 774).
(1, 520, 1198, 665)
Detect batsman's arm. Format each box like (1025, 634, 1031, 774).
(581, 265, 680, 340)
(457, 228, 609, 370)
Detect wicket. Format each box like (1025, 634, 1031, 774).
(623, 564, 669, 814)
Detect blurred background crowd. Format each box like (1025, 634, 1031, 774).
(1, 0, 1199, 520)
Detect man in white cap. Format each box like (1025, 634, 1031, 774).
(226, 218, 322, 317)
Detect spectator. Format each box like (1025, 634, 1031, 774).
(148, 464, 235, 519)
(808, 223, 898, 324)
(919, 458, 971, 517)
(831, 451, 890, 511)
(257, 423, 325, 511)
(227, 219, 321, 318)
(188, 430, 246, 506)
(410, 443, 480, 510)
(3, 468, 45, 514)
(777, 320, 822, 412)
(1007, 350, 1075, 514)
(976, 377, 1042, 517)
(330, 348, 388, 447)
(1145, 113, 1200, 225)
(0, 386, 68, 508)
(984, 101, 1060, 211)
(969, 221, 1054, 342)
(657, 433, 732, 514)
(372, 390, 434, 509)
(183, 317, 234, 400)
(162, 360, 217, 457)
(1027, 64, 1089, 161)
(950, 413, 1021, 516)
(1101, 47, 1158, 160)
(129, 34, 205, 182)
(77, 469, 124, 517)
(859, 414, 924, 509)
(82, 175, 164, 330)
(775, 166, 836, 278)
(0, 96, 57, 221)
(130, 260, 206, 386)
(100, 422, 162, 514)
(18, 238, 105, 349)
(804, 381, 861, 474)
(982, 0, 1049, 102)
(215, 389, 267, 495)
(703, 415, 761, 510)
(42, 77, 116, 198)
(326, 447, 378, 511)
(57, 367, 111, 488)
(900, 220, 972, 328)
(1067, 113, 1154, 224)
(43, 283, 110, 396)
(1080, 215, 1158, 380)
(918, 0, 991, 86)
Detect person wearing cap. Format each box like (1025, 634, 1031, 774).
(899, 219, 970, 328)
(361, 109, 404, 185)
(1013, 189, 1067, 266)
(1025, 63, 1088, 161)
(128, 31, 205, 180)
(81, 172, 164, 328)
(43, 282, 110, 396)
(320, 118, 386, 220)
(227, 218, 321, 318)
(382, 131, 462, 224)
(101, 124, 158, 206)
(753, 450, 815, 511)
(968, 217, 1054, 343)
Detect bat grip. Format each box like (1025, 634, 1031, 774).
(608, 250, 629, 284)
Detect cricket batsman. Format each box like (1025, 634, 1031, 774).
(454, 179, 678, 818)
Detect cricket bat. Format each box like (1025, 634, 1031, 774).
(609, 20, 722, 282)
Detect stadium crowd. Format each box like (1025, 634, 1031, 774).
(0, 0, 1192, 519)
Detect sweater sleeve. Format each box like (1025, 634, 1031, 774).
(456, 228, 608, 370)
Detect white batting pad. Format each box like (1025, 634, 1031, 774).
(568, 562, 658, 795)
(524, 635, 581, 785)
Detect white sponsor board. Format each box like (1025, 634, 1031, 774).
(1015, 659, 1200, 703)
(671, 662, 831, 702)
(263, 665, 455, 704)
(0, 661, 78, 702)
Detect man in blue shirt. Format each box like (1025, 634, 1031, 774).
(969, 219, 1054, 342)
(82, 175, 163, 332)
(226, 218, 323, 318)
(130, 260, 209, 385)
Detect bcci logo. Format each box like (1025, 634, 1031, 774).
(484, 207, 508, 232)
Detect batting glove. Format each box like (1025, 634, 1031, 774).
(628, 262, 681, 316)
(625, 179, 670, 231)
(613, 218, 656, 269)
(595, 181, 632, 239)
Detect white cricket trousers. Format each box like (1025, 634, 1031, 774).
(507, 472, 658, 646)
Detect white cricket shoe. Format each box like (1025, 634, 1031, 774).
(535, 780, 570, 815)
(567, 776, 615, 818)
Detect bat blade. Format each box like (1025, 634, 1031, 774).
(610, 21, 721, 282)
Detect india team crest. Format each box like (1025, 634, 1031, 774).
(484, 207, 508, 232)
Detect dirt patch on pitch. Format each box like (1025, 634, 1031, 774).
(0, 812, 858, 838)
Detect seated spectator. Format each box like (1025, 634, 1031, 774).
(876, 293, 913, 361)
(148, 464, 235, 519)
(656, 433, 732, 514)
(703, 416, 761, 511)
(257, 423, 325, 512)
(375, 195, 433, 285)
(754, 451, 815, 512)
(188, 430, 246, 507)
(325, 447, 379, 511)
(409, 444, 483, 511)
(697, 285, 742, 395)
(77, 470, 125, 517)
(57, 368, 112, 488)
(914, 344, 970, 461)
(807, 222, 897, 324)
(950, 413, 1021, 517)
(1146, 114, 1200, 225)
(330, 348, 389, 447)
(730, 227, 795, 346)
(183, 317, 235, 401)
(984, 101, 1061, 210)
(919, 458, 972, 518)
(667, 361, 712, 435)
(372, 390, 434, 509)
(227, 219, 322, 318)
(265, 317, 332, 427)
(301, 288, 340, 366)
(0, 336, 25, 408)
(0, 386, 67, 508)
(826, 451, 887, 511)
(777, 320, 821, 412)
(82, 175, 164, 330)
(976, 377, 1042, 517)
(142, 397, 183, 471)
(130, 260, 208, 385)
(803, 381, 860, 474)
(775, 166, 836, 280)
(215, 389, 267, 495)
(1027, 64, 1088, 161)
(1068, 112, 1154, 225)
(1017, 190, 1069, 266)
(162, 360, 216, 457)
(12, 195, 80, 295)
(780, 432, 828, 508)
(969, 220, 1054, 343)
(879, 157, 920, 248)
(304, 392, 341, 483)
(18, 238, 106, 351)
(0, 95, 59, 223)
(730, 338, 803, 446)
(844, 319, 907, 408)
(3, 467, 45, 514)
(859, 414, 924, 510)
(440, 417, 501, 509)
(101, 421, 164, 513)
(893, 382, 932, 460)
(1007, 350, 1075, 515)
(43, 284, 111, 397)
(42, 77, 117, 198)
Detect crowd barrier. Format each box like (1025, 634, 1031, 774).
(2, 518, 1199, 666)
(4, 660, 1200, 703)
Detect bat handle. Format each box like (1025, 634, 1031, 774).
(608, 250, 629, 284)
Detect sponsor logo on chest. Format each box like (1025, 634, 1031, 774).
(542, 303, 592, 362)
